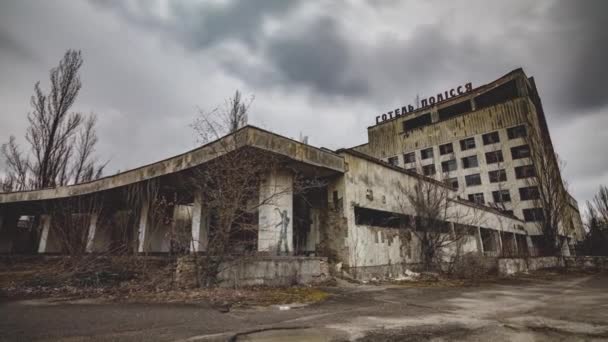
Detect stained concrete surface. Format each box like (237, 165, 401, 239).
(1, 273, 608, 341)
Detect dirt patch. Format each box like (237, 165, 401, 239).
(0, 257, 330, 307)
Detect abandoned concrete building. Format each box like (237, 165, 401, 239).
(0, 68, 584, 284)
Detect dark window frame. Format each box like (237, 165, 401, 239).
(468, 192, 485, 204)
(511, 145, 531, 159)
(403, 152, 416, 164)
(507, 125, 527, 139)
(439, 143, 453, 155)
(460, 137, 476, 151)
(515, 165, 536, 179)
(489, 169, 507, 183)
(492, 190, 511, 203)
(485, 150, 504, 164)
(422, 164, 436, 176)
(465, 173, 482, 186)
(441, 159, 457, 172)
(420, 147, 434, 160)
(388, 156, 399, 166)
(462, 155, 479, 169)
(482, 131, 500, 145)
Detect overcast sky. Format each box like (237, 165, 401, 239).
(1, 0, 607, 209)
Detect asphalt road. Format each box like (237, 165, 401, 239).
(1, 273, 608, 341)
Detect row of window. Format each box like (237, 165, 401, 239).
(394, 125, 528, 166)
(439, 165, 536, 193)
(466, 186, 540, 205)
(398, 146, 532, 175)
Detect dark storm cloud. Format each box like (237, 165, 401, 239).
(265, 17, 369, 97)
(547, 0, 608, 112)
(92, 0, 302, 49)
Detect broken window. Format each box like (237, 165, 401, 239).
(482, 131, 500, 145)
(489, 169, 507, 183)
(462, 155, 479, 168)
(388, 156, 399, 166)
(492, 190, 511, 203)
(354, 206, 410, 229)
(519, 186, 540, 200)
(441, 159, 457, 172)
(507, 125, 527, 139)
(474, 79, 519, 110)
(439, 142, 453, 155)
(511, 145, 531, 159)
(465, 173, 482, 186)
(515, 165, 535, 179)
(485, 150, 504, 164)
(438, 99, 473, 121)
(523, 208, 544, 222)
(420, 147, 434, 160)
(422, 164, 436, 176)
(403, 152, 416, 164)
(403, 113, 432, 131)
(445, 177, 459, 190)
(460, 137, 476, 151)
(468, 192, 485, 205)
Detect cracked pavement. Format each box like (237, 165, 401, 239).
(1, 272, 607, 341)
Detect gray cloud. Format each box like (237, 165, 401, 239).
(547, 0, 608, 112)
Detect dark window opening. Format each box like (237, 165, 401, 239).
(403, 152, 416, 164)
(468, 193, 485, 204)
(354, 206, 410, 229)
(492, 190, 511, 203)
(515, 165, 536, 179)
(489, 169, 507, 183)
(485, 150, 504, 164)
(439, 143, 453, 155)
(462, 155, 479, 168)
(507, 125, 527, 139)
(460, 137, 476, 151)
(511, 145, 531, 159)
(445, 177, 458, 189)
(441, 159, 457, 172)
(519, 186, 540, 200)
(482, 131, 500, 145)
(403, 113, 432, 131)
(420, 147, 434, 160)
(475, 79, 519, 110)
(405, 167, 417, 173)
(438, 99, 473, 121)
(388, 156, 399, 166)
(465, 173, 482, 186)
(422, 164, 436, 176)
(523, 208, 544, 222)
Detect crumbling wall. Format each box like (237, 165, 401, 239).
(175, 256, 329, 288)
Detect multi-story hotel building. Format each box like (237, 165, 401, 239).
(353, 68, 584, 245)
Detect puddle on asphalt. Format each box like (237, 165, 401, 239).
(235, 328, 338, 342)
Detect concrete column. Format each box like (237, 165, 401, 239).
(191, 191, 209, 253)
(258, 168, 293, 254)
(38, 215, 60, 253)
(496, 231, 504, 255)
(137, 198, 150, 253)
(85, 213, 99, 253)
(476, 226, 484, 255)
(512, 233, 519, 256)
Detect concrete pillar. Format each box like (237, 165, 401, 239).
(191, 191, 209, 253)
(38, 215, 60, 253)
(258, 168, 293, 254)
(496, 231, 504, 255)
(85, 213, 99, 253)
(137, 198, 150, 253)
(526, 235, 535, 256)
(476, 226, 484, 255)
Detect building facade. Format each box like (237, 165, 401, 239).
(354, 68, 584, 246)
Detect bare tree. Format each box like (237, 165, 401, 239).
(187, 94, 322, 286)
(523, 114, 570, 255)
(580, 186, 608, 256)
(396, 175, 482, 270)
(191, 90, 253, 144)
(1, 49, 105, 191)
